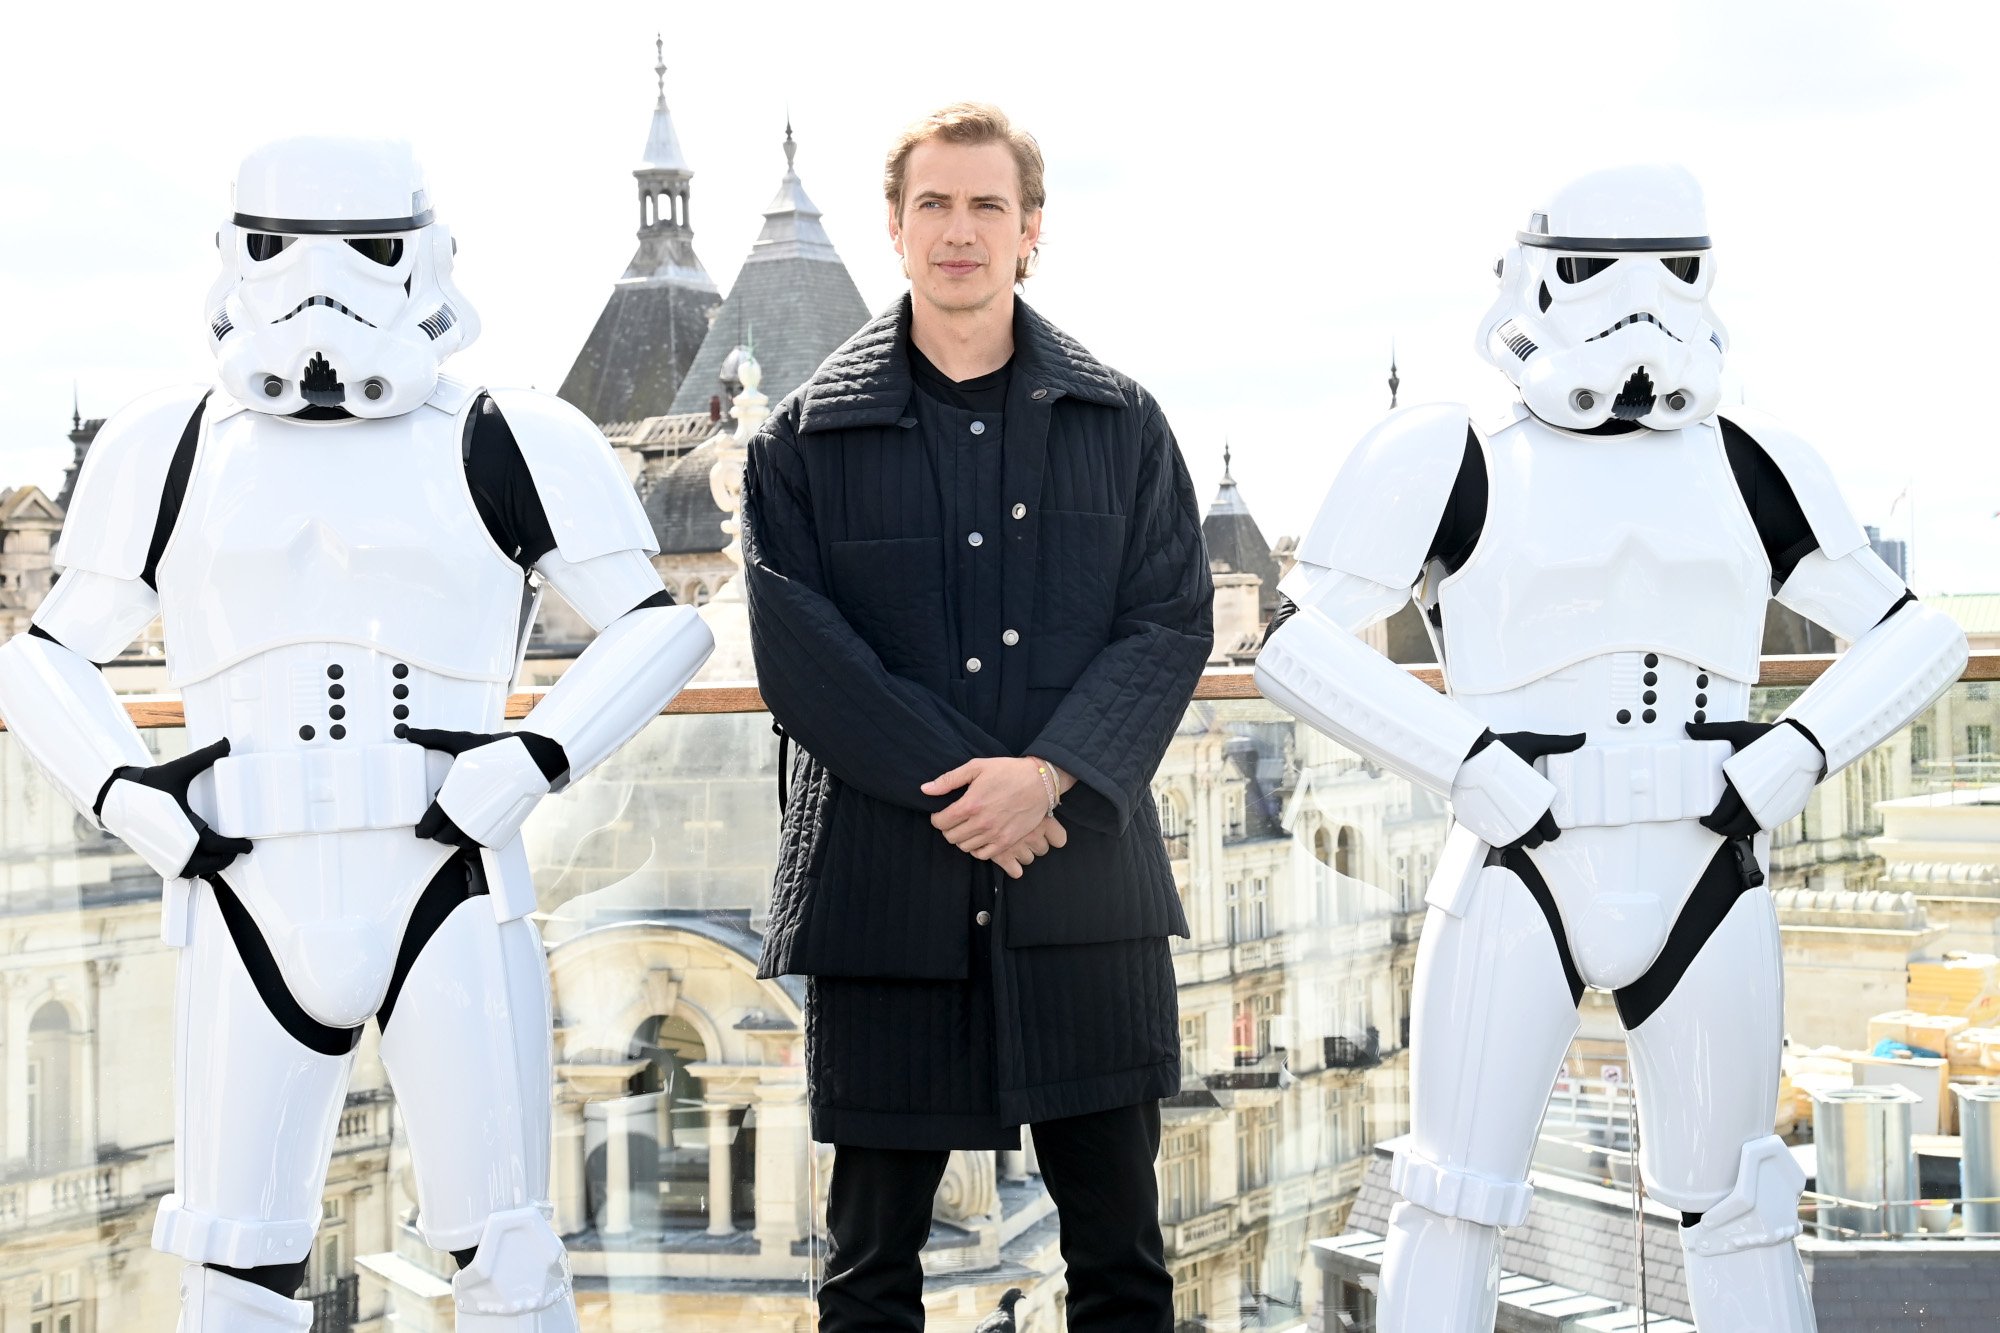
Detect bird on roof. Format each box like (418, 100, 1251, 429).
(972, 1287, 1026, 1332)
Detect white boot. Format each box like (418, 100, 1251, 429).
(1682, 1236, 1817, 1333)
(178, 1266, 312, 1333)
(1677, 1136, 1818, 1333)
(1378, 1200, 1503, 1333)
(451, 1205, 581, 1333)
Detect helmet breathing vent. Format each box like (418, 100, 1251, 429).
(300, 353, 346, 408)
(1710, 331, 1724, 351)
(419, 303, 457, 341)
(210, 309, 233, 341)
(1610, 367, 1657, 421)
(1496, 320, 1538, 361)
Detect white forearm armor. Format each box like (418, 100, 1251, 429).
(523, 547, 715, 788)
(1781, 598, 1968, 775)
(0, 564, 167, 821)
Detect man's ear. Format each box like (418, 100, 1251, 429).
(887, 202, 904, 256)
(1020, 208, 1043, 257)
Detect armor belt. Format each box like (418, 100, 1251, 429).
(208, 743, 433, 838)
(1545, 739, 1732, 829)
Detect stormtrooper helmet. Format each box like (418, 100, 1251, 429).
(1476, 164, 1727, 431)
(204, 136, 480, 418)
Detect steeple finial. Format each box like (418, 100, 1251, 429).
(1222, 440, 1233, 481)
(783, 117, 797, 173)
(654, 33, 667, 107)
(1388, 342, 1400, 409)
(72, 381, 80, 432)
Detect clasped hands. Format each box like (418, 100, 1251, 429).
(922, 756, 1075, 879)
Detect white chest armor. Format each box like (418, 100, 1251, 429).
(156, 394, 528, 689)
(1437, 412, 1769, 696)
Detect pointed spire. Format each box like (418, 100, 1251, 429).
(639, 35, 688, 174)
(1207, 441, 1249, 517)
(72, 381, 80, 432)
(1388, 342, 1401, 409)
(750, 121, 839, 263)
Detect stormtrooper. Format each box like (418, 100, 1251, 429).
(0, 137, 714, 1331)
(1256, 165, 1967, 1332)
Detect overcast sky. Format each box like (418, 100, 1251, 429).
(2, 0, 1993, 592)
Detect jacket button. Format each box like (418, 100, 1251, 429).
(1002, 629, 1020, 646)
(968, 531, 984, 547)
(976, 910, 992, 926)
(1012, 503, 1027, 520)
(970, 420, 986, 435)
(966, 657, 982, 673)
(1030, 388, 1048, 400)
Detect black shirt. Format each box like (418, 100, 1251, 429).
(908, 338, 1013, 414)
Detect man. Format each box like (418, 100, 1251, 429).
(742, 103, 1212, 1330)
(0, 136, 713, 1331)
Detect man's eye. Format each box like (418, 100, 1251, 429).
(245, 233, 292, 262)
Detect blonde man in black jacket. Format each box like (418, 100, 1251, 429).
(742, 103, 1213, 1331)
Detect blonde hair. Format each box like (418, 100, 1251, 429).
(884, 102, 1045, 282)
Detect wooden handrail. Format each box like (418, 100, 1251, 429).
(2, 651, 1991, 730)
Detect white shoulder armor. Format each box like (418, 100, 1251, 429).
(1287, 403, 1470, 594)
(1715, 404, 1867, 560)
(485, 388, 656, 563)
(52, 383, 210, 580)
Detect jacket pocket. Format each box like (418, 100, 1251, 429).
(828, 536, 949, 687)
(1029, 510, 1127, 688)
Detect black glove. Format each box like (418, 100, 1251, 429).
(401, 727, 569, 849)
(1683, 719, 1823, 841)
(1468, 729, 1587, 851)
(99, 737, 254, 878)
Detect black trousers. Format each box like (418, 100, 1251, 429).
(817, 1099, 1173, 1331)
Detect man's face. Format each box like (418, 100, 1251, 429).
(891, 139, 1041, 315)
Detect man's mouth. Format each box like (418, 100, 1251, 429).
(936, 259, 982, 274)
(277, 295, 376, 328)
(1586, 311, 1679, 343)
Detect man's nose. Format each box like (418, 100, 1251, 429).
(943, 205, 979, 243)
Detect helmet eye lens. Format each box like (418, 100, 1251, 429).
(1555, 255, 1618, 284)
(246, 233, 293, 262)
(345, 238, 405, 266)
(1660, 255, 1701, 282)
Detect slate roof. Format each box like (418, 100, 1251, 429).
(1202, 454, 1283, 620)
(560, 279, 719, 428)
(641, 433, 731, 556)
(666, 136, 870, 417)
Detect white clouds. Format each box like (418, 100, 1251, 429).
(2, 0, 1992, 588)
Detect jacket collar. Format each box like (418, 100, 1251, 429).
(795, 293, 1124, 435)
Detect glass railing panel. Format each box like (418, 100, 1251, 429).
(3, 670, 1995, 1329)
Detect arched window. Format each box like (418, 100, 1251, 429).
(1335, 827, 1355, 878)
(691, 581, 711, 607)
(1157, 789, 1188, 858)
(626, 1014, 752, 1234)
(28, 1002, 77, 1168)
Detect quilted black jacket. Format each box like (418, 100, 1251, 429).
(747, 296, 1212, 982)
